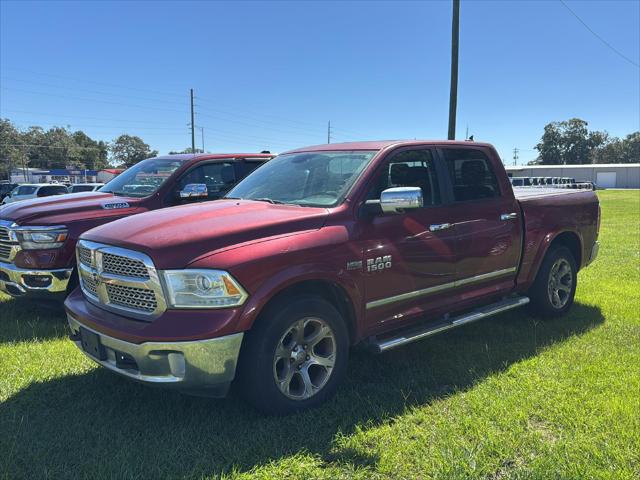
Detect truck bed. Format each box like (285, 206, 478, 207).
(512, 187, 591, 200)
(513, 186, 599, 287)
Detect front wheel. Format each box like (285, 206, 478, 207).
(236, 295, 349, 415)
(528, 245, 577, 317)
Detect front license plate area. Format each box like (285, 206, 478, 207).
(80, 327, 106, 361)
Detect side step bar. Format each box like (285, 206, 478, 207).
(370, 296, 530, 353)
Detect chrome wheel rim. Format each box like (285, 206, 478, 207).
(273, 317, 336, 400)
(548, 258, 573, 309)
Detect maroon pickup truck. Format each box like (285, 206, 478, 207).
(0, 153, 273, 299)
(64, 141, 600, 414)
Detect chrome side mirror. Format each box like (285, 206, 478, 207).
(380, 187, 423, 214)
(179, 183, 208, 199)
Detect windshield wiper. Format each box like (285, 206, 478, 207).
(252, 197, 287, 204)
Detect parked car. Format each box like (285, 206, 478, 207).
(64, 140, 600, 414)
(0, 182, 18, 201)
(510, 177, 532, 187)
(1, 183, 69, 205)
(68, 183, 104, 193)
(0, 153, 273, 299)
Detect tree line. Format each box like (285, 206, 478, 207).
(1, 117, 638, 179)
(533, 118, 638, 165)
(0, 118, 158, 178)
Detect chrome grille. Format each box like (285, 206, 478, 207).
(76, 240, 165, 320)
(0, 227, 10, 243)
(0, 244, 11, 261)
(106, 284, 157, 312)
(82, 272, 98, 297)
(78, 245, 93, 267)
(102, 252, 149, 279)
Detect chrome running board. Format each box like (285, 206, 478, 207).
(370, 296, 530, 353)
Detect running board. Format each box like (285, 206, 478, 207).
(370, 296, 530, 353)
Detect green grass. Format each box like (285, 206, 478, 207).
(1, 190, 639, 479)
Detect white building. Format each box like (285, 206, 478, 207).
(506, 164, 640, 189)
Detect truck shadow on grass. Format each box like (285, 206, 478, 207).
(0, 297, 68, 344)
(1, 303, 603, 479)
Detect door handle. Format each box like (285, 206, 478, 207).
(500, 212, 518, 221)
(430, 223, 452, 232)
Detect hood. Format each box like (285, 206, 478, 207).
(0, 192, 144, 226)
(82, 199, 329, 269)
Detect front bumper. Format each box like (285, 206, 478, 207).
(67, 315, 244, 397)
(0, 261, 72, 297)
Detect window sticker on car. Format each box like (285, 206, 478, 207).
(102, 201, 130, 210)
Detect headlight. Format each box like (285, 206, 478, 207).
(15, 226, 68, 250)
(162, 269, 248, 308)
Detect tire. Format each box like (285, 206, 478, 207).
(528, 245, 577, 317)
(236, 295, 349, 415)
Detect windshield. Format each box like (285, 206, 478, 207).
(99, 158, 183, 197)
(226, 150, 377, 207)
(16, 186, 38, 195)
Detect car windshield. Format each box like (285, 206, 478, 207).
(16, 185, 38, 195)
(99, 158, 183, 197)
(226, 150, 377, 207)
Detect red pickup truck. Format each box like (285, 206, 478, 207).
(64, 141, 600, 414)
(0, 153, 273, 299)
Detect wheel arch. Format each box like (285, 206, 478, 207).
(238, 275, 362, 345)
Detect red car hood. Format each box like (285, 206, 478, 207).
(82, 199, 329, 269)
(0, 192, 144, 226)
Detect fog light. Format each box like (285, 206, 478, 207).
(22, 275, 52, 288)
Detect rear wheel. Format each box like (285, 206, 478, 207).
(236, 295, 349, 415)
(528, 246, 577, 317)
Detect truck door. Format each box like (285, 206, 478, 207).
(439, 147, 522, 299)
(361, 147, 457, 330)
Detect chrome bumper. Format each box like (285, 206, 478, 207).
(67, 315, 244, 397)
(0, 261, 72, 297)
(587, 241, 599, 265)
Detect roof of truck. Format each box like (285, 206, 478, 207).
(153, 153, 274, 161)
(284, 140, 494, 153)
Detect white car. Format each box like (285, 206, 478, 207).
(1, 183, 69, 204)
(68, 183, 104, 193)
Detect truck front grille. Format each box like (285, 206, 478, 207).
(78, 245, 93, 267)
(105, 284, 157, 313)
(102, 252, 149, 279)
(0, 227, 10, 243)
(0, 244, 11, 261)
(76, 240, 165, 320)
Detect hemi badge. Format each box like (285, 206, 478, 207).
(346, 260, 363, 271)
(102, 202, 130, 210)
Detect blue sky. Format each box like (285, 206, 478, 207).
(1, 0, 639, 164)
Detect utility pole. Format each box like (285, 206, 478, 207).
(327, 120, 332, 144)
(447, 0, 460, 140)
(190, 88, 196, 153)
(513, 148, 519, 166)
(201, 127, 205, 153)
(21, 145, 28, 181)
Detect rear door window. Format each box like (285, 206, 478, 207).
(442, 148, 501, 201)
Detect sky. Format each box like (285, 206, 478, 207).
(1, 0, 639, 164)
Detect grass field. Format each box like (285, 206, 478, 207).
(1, 190, 639, 479)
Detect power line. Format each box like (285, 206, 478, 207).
(0, 66, 187, 98)
(0, 76, 187, 106)
(559, 0, 639, 68)
(0, 86, 189, 113)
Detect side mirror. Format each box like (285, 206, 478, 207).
(380, 187, 423, 214)
(179, 183, 208, 199)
